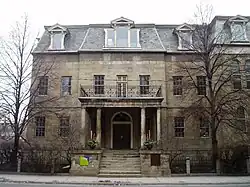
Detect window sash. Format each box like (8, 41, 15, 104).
(61, 76, 72, 95)
(105, 28, 140, 48)
(35, 117, 45, 137)
(200, 118, 209, 137)
(140, 75, 150, 95)
(59, 117, 70, 136)
(94, 75, 104, 94)
(174, 117, 184, 137)
(197, 76, 206, 95)
(38, 76, 48, 95)
(173, 76, 183, 95)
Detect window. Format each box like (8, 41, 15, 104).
(228, 16, 249, 42)
(117, 75, 127, 97)
(38, 76, 48, 95)
(174, 24, 194, 50)
(140, 75, 150, 95)
(246, 75, 250, 89)
(105, 28, 140, 48)
(174, 117, 184, 137)
(235, 107, 246, 132)
(231, 60, 240, 74)
(59, 117, 70, 137)
(200, 118, 209, 137)
(197, 76, 206, 95)
(61, 76, 72, 96)
(232, 75, 242, 89)
(47, 24, 68, 50)
(94, 75, 104, 95)
(173, 76, 183, 95)
(151, 154, 161, 166)
(245, 60, 250, 73)
(35, 116, 45, 137)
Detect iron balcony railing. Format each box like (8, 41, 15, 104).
(80, 85, 162, 98)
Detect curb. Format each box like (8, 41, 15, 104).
(1, 179, 250, 186)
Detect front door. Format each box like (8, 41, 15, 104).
(113, 123, 130, 149)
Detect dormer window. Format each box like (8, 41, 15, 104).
(174, 23, 194, 50)
(47, 24, 68, 50)
(227, 15, 249, 43)
(104, 17, 140, 48)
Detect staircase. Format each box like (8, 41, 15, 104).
(99, 150, 141, 177)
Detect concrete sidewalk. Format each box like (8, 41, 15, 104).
(1, 174, 250, 185)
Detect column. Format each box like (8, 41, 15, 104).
(141, 107, 146, 147)
(80, 107, 86, 147)
(96, 108, 102, 147)
(157, 108, 161, 142)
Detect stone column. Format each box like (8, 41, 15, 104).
(141, 107, 146, 147)
(157, 108, 161, 142)
(186, 157, 191, 175)
(96, 108, 102, 147)
(80, 107, 86, 148)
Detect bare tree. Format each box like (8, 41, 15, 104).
(176, 5, 250, 171)
(0, 15, 58, 168)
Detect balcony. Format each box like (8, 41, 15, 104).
(80, 85, 162, 98)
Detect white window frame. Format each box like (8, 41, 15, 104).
(49, 31, 66, 50)
(104, 28, 141, 48)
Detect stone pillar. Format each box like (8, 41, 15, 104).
(96, 108, 102, 147)
(157, 108, 161, 142)
(141, 107, 146, 147)
(247, 156, 250, 174)
(80, 107, 86, 147)
(186, 157, 190, 175)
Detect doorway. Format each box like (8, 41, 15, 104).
(111, 111, 133, 149)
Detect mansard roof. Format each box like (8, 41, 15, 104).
(33, 15, 250, 54)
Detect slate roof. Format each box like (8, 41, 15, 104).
(33, 16, 250, 54)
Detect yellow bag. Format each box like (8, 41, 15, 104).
(79, 156, 89, 166)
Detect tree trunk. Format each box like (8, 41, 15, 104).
(12, 134, 20, 169)
(211, 130, 218, 172)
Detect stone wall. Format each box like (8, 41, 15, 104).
(69, 150, 102, 176)
(140, 150, 171, 176)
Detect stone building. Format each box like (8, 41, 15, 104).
(27, 16, 250, 176)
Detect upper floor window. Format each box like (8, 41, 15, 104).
(227, 16, 249, 43)
(38, 76, 48, 95)
(61, 76, 72, 96)
(197, 76, 206, 95)
(35, 116, 45, 137)
(47, 24, 68, 50)
(105, 17, 140, 48)
(59, 117, 70, 137)
(173, 76, 183, 95)
(200, 117, 209, 137)
(139, 75, 150, 95)
(174, 117, 185, 137)
(94, 75, 104, 95)
(174, 23, 194, 50)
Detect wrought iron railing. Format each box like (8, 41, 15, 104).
(80, 85, 162, 98)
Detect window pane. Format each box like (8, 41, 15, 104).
(232, 23, 245, 41)
(116, 27, 128, 47)
(180, 31, 191, 49)
(107, 30, 115, 47)
(61, 76, 72, 95)
(130, 29, 138, 47)
(52, 33, 63, 49)
(173, 76, 183, 95)
(39, 76, 48, 95)
(197, 76, 206, 95)
(245, 60, 250, 73)
(94, 75, 104, 94)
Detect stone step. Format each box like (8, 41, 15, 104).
(100, 163, 141, 166)
(98, 173, 142, 177)
(99, 170, 141, 174)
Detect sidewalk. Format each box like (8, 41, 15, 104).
(1, 174, 250, 185)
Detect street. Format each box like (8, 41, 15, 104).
(1, 183, 250, 187)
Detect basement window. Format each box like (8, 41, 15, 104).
(151, 154, 161, 166)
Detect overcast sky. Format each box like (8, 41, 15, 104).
(1, 0, 250, 37)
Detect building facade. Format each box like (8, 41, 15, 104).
(27, 16, 250, 175)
